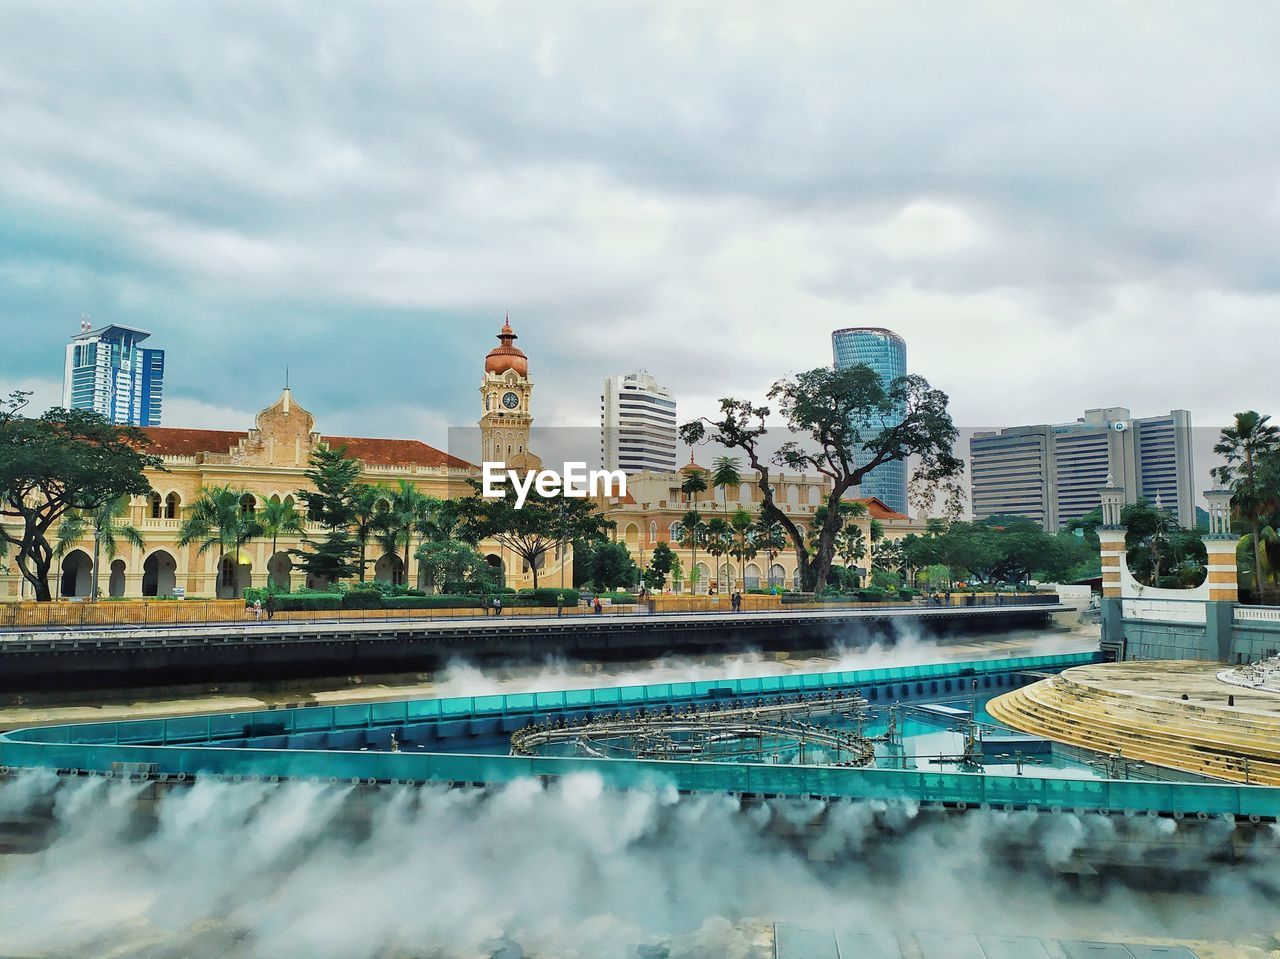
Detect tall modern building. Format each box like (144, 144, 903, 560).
(831, 327, 908, 513)
(62, 321, 165, 426)
(970, 407, 1195, 529)
(601, 371, 678, 475)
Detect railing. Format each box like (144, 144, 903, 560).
(6, 651, 1278, 817)
(0, 596, 1065, 633)
(1235, 606, 1280, 623)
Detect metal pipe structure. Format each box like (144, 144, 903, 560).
(510, 691, 876, 767)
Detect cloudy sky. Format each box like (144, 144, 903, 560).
(3, 3, 1278, 473)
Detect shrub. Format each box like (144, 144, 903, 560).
(517, 587, 579, 607)
(341, 589, 384, 609)
(276, 594, 343, 611)
(383, 594, 488, 610)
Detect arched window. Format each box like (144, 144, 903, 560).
(808, 485, 821, 506)
(669, 521, 683, 541)
(649, 521, 657, 542)
(149, 492, 162, 518)
(164, 492, 180, 519)
(240, 493, 256, 516)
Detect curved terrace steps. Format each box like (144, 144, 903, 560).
(988, 671, 1280, 785)
(1023, 676, 1280, 760)
(987, 687, 1280, 784)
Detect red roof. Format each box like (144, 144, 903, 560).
(850, 496, 910, 521)
(141, 428, 246, 456)
(139, 428, 473, 470)
(324, 436, 473, 469)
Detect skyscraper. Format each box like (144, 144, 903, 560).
(970, 407, 1195, 529)
(62, 320, 165, 426)
(831, 327, 908, 513)
(601, 371, 678, 475)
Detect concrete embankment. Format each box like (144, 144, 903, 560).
(0, 603, 1066, 693)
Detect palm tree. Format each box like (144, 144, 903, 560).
(1212, 412, 1280, 598)
(711, 456, 742, 518)
(704, 516, 731, 591)
(177, 485, 264, 597)
(681, 469, 708, 510)
(349, 484, 387, 582)
(678, 508, 706, 594)
(729, 508, 756, 588)
(54, 495, 145, 600)
(376, 480, 438, 586)
(754, 519, 787, 590)
(259, 497, 305, 558)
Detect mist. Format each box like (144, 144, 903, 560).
(428, 621, 1098, 700)
(1, 762, 1276, 958)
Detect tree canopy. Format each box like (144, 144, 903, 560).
(680, 365, 963, 591)
(454, 479, 612, 588)
(0, 392, 161, 601)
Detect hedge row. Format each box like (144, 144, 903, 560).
(256, 588, 583, 612)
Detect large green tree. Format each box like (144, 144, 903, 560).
(589, 540, 640, 590)
(54, 495, 146, 600)
(454, 479, 612, 589)
(0, 393, 161, 601)
(292, 445, 363, 585)
(349, 484, 387, 582)
(681, 365, 963, 591)
(643, 541, 676, 590)
(1213, 411, 1280, 600)
(415, 538, 493, 594)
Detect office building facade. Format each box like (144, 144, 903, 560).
(601, 371, 678, 474)
(831, 327, 908, 513)
(970, 408, 1195, 529)
(62, 321, 165, 426)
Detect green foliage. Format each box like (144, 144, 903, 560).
(54, 495, 146, 600)
(275, 593, 344, 611)
(586, 540, 639, 590)
(291, 446, 363, 584)
(455, 479, 612, 589)
(416, 538, 493, 594)
(643, 541, 676, 590)
(1213, 412, 1280, 598)
(177, 485, 264, 571)
(0, 393, 162, 601)
(680, 365, 963, 592)
(517, 587, 580, 606)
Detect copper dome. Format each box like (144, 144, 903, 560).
(484, 316, 528, 376)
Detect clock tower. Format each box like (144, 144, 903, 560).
(479, 316, 539, 468)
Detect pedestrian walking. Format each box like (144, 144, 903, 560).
(593, 597, 602, 615)
(266, 593, 278, 621)
(252, 599, 263, 622)
(556, 593, 564, 617)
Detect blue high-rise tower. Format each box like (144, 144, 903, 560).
(62, 321, 165, 426)
(831, 327, 908, 514)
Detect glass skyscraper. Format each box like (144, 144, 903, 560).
(831, 327, 908, 513)
(62, 322, 165, 426)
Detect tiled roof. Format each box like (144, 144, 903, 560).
(323, 436, 473, 469)
(138, 428, 474, 470)
(851, 496, 910, 521)
(140, 428, 246, 456)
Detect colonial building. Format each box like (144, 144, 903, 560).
(597, 458, 912, 592)
(4, 317, 915, 601)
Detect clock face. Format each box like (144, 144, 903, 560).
(502, 391, 520, 410)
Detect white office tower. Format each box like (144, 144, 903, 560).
(601, 372, 678, 475)
(970, 408, 1195, 529)
(62, 319, 165, 426)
